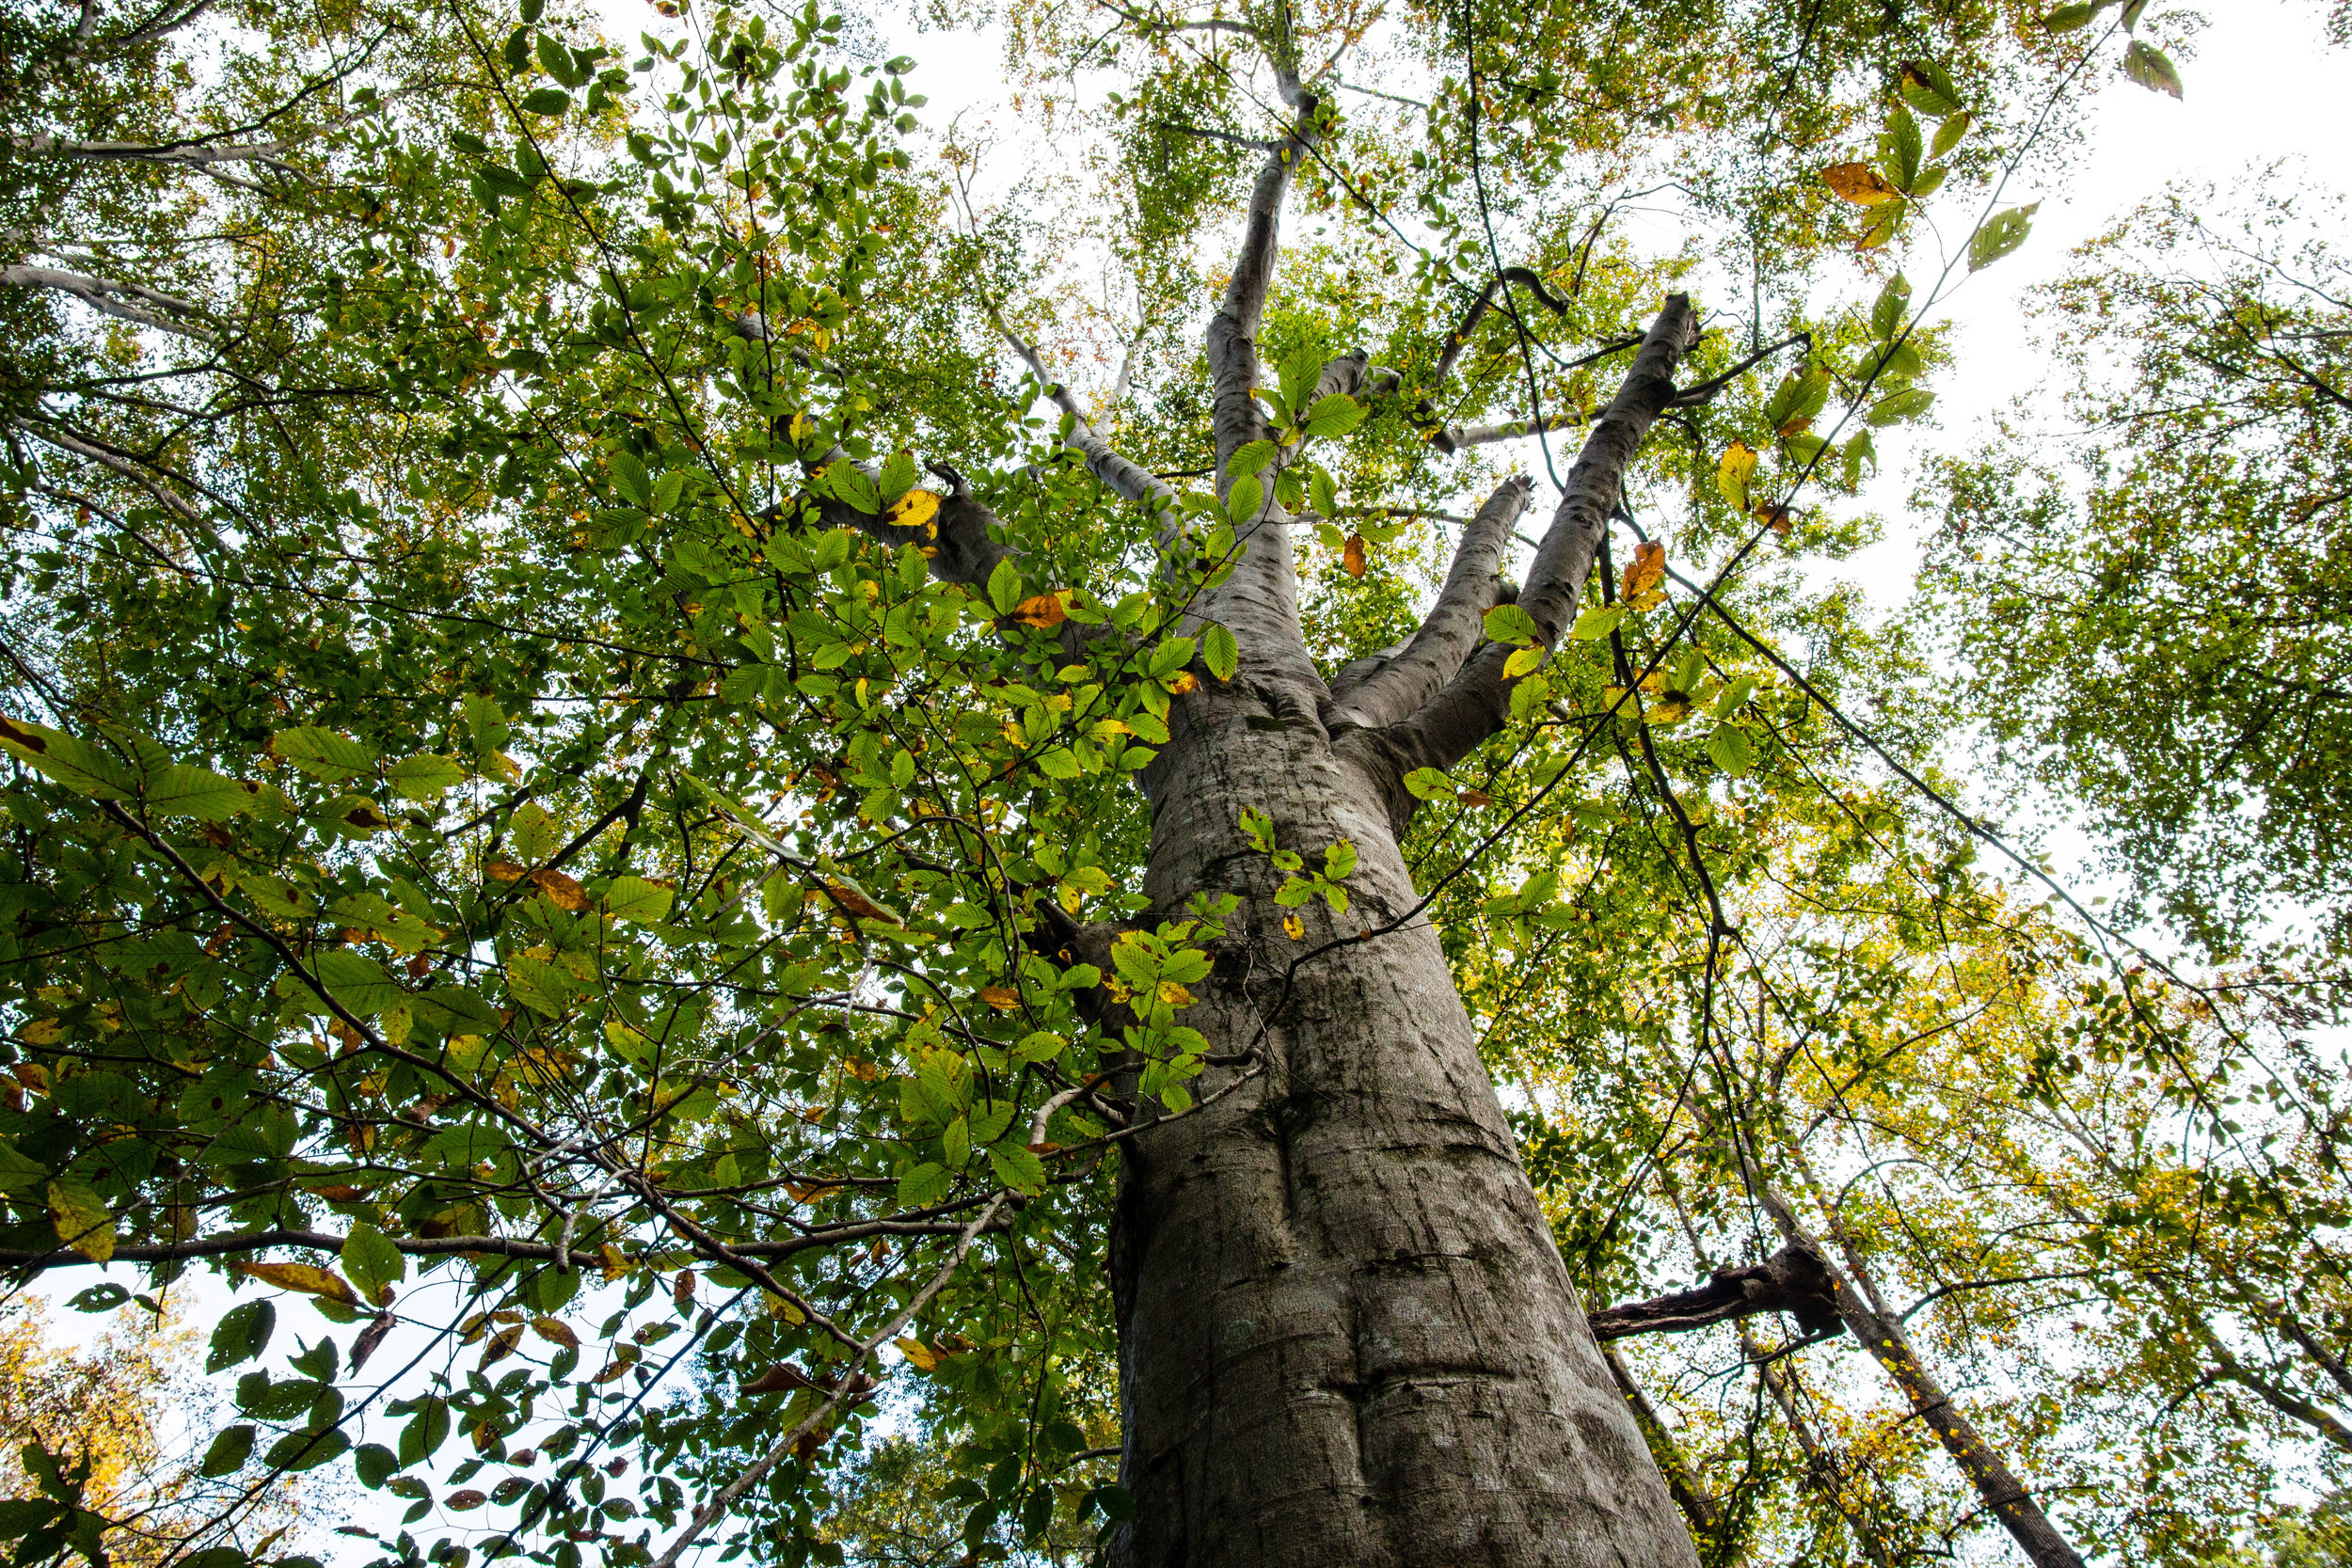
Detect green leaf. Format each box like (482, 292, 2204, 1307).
(271, 726, 379, 783)
(2122, 40, 2182, 98)
(897, 1162, 952, 1207)
(1930, 111, 1970, 159)
(342, 1221, 405, 1303)
(535, 29, 590, 87)
(1483, 604, 1540, 646)
(610, 450, 653, 508)
(265, 1429, 351, 1473)
(0, 1138, 46, 1193)
(1968, 204, 2039, 272)
(354, 1443, 399, 1489)
(208, 1301, 275, 1372)
(1570, 605, 1627, 641)
(0, 716, 130, 797)
(1308, 467, 1338, 518)
(199, 1425, 257, 1479)
(1225, 441, 1276, 482)
(383, 752, 465, 802)
(518, 87, 569, 116)
(604, 875, 675, 923)
(989, 1143, 1047, 1194)
(1707, 725, 1756, 777)
(1226, 475, 1263, 528)
(1897, 59, 1963, 118)
(1867, 388, 1937, 426)
(987, 557, 1022, 615)
(1300, 394, 1365, 439)
(311, 949, 404, 1018)
(1713, 674, 1759, 718)
(1201, 623, 1240, 682)
(144, 763, 252, 820)
(1403, 768, 1452, 800)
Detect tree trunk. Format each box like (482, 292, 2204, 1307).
(1102, 689, 1701, 1566)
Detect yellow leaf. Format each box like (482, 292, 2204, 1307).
(1281, 914, 1305, 941)
(233, 1260, 358, 1305)
(977, 985, 1022, 1011)
(1716, 442, 1758, 509)
(484, 860, 529, 883)
(895, 1337, 942, 1372)
(1165, 671, 1200, 695)
(1620, 540, 1665, 601)
(529, 868, 591, 911)
(1342, 533, 1367, 578)
(887, 489, 942, 539)
(1156, 980, 1193, 1006)
(48, 1181, 114, 1262)
(1822, 162, 1899, 205)
(17, 1019, 64, 1046)
(1502, 645, 1547, 679)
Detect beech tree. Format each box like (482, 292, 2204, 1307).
(5, 0, 2320, 1565)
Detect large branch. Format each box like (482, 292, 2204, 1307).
(1323, 475, 1528, 733)
(3, 262, 214, 340)
(9, 132, 296, 173)
(1586, 1241, 1844, 1342)
(1000, 325, 1174, 516)
(1206, 89, 1319, 472)
(1362, 294, 1699, 794)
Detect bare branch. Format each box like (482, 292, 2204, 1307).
(9, 133, 297, 176)
(1369, 294, 1699, 784)
(1586, 1242, 1844, 1342)
(1432, 409, 1585, 453)
(10, 416, 205, 524)
(999, 323, 1175, 515)
(1324, 475, 1529, 733)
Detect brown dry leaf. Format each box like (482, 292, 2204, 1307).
(1342, 533, 1368, 578)
(1751, 500, 1795, 536)
(406, 953, 433, 978)
(447, 1491, 488, 1513)
(594, 1360, 629, 1385)
(305, 1184, 368, 1202)
(479, 1323, 525, 1370)
(1457, 788, 1494, 808)
(1822, 162, 1899, 205)
(1620, 540, 1666, 601)
(530, 1316, 579, 1350)
(1012, 592, 1068, 628)
(977, 985, 1021, 1011)
(822, 882, 888, 921)
(233, 1260, 359, 1305)
(342, 803, 393, 832)
(529, 868, 591, 911)
(484, 860, 529, 883)
(740, 1363, 817, 1396)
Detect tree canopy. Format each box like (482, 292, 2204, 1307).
(3, 0, 2348, 1565)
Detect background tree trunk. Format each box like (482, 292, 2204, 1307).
(1104, 689, 1701, 1567)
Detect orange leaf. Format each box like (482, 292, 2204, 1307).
(233, 1260, 359, 1305)
(1012, 593, 1068, 628)
(1342, 533, 1368, 578)
(1822, 162, 1899, 205)
(1165, 671, 1200, 696)
(1751, 500, 1795, 536)
(977, 985, 1021, 1011)
(529, 868, 591, 911)
(1620, 540, 1665, 601)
